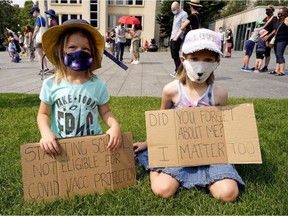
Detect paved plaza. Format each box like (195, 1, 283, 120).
(0, 49, 287, 98)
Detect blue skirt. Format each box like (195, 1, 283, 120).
(136, 150, 245, 189)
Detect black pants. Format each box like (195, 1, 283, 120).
(170, 38, 182, 72)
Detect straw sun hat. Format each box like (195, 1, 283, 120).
(186, 0, 203, 7)
(42, 19, 104, 71)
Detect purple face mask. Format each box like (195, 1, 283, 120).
(63, 50, 93, 71)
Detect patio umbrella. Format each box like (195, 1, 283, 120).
(118, 16, 140, 25)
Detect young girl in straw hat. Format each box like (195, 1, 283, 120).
(134, 28, 244, 202)
(37, 19, 122, 155)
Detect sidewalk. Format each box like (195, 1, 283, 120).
(0, 50, 287, 98)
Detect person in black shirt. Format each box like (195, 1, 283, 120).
(260, 5, 278, 72)
(269, 7, 288, 76)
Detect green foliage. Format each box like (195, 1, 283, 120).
(0, 0, 35, 37)
(156, 0, 174, 38)
(0, 94, 288, 214)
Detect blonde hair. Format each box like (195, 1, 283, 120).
(53, 28, 97, 84)
(176, 52, 220, 85)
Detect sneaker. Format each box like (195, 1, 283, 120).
(131, 60, 136, 64)
(260, 66, 268, 72)
(243, 66, 253, 72)
(169, 71, 177, 78)
(44, 68, 50, 72)
(254, 69, 260, 73)
(241, 66, 245, 71)
(134, 61, 140, 65)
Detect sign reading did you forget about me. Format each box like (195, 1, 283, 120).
(21, 132, 136, 203)
(145, 103, 262, 168)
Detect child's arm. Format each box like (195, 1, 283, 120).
(98, 103, 122, 151)
(37, 101, 60, 154)
(214, 84, 228, 106)
(160, 81, 178, 110)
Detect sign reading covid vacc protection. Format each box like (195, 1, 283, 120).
(21, 132, 136, 203)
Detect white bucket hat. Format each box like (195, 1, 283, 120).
(182, 28, 222, 56)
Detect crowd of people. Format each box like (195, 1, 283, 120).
(1, 5, 58, 73)
(240, 5, 288, 76)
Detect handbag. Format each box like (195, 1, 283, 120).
(268, 36, 276, 48)
(35, 16, 47, 44)
(268, 21, 283, 48)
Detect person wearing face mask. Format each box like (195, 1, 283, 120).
(133, 29, 244, 202)
(169, 1, 188, 78)
(38, 19, 122, 155)
(45, 9, 58, 28)
(268, 7, 288, 76)
(259, 5, 278, 72)
(30, 6, 49, 74)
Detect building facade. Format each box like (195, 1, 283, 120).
(209, 6, 282, 51)
(38, 0, 161, 47)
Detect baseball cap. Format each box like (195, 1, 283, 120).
(30, 5, 40, 13)
(182, 28, 222, 56)
(256, 20, 265, 25)
(266, 5, 274, 11)
(42, 19, 104, 71)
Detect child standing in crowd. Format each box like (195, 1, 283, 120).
(241, 20, 265, 72)
(8, 37, 20, 63)
(134, 29, 244, 202)
(253, 29, 268, 73)
(37, 19, 122, 154)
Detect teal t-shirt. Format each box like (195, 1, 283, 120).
(39, 76, 109, 138)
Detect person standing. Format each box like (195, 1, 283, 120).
(25, 25, 35, 61)
(129, 24, 142, 64)
(218, 27, 225, 53)
(269, 7, 288, 76)
(115, 24, 127, 62)
(45, 9, 58, 27)
(224, 28, 233, 58)
(169, 1, 188, 78)
(31, 5, 49, 74)
(178, 0, 202, 40)
(260, 5, 278, 72)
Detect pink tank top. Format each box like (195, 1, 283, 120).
(173, 80, 215, 108)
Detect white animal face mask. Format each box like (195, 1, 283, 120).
(183, 60, 219, 83)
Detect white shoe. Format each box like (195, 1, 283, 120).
(134, 60, 140, 64)
(131, 60, 136, 64)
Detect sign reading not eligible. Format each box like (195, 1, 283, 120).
(21, 132, 136, 203)
(145, 104, 262, 168)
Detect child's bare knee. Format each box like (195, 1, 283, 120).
(151, 183, 175, 198)
(209, 179, 239, 202)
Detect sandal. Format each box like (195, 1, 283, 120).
(274, 72, 285, 76)
(268, 70, 277, 74)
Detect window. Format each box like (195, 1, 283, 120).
(71, 14, 78, 19)
(70, 0, 77, 3)
(51, 0, 58, 3)
(90, 0, 98, 27)
(108, 0, 143, 5)
(135, 0, 143, 5)
(61, 0, 68, 3)
(62, 14, 68, 23)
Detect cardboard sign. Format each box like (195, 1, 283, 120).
(145, 104, 262, 168)
(21, 132, 136, 203)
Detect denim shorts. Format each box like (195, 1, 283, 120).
(136, 150, 245, 189)
(244, 40, 255, 57)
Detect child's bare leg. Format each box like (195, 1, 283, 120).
(150, 171, 179, 198)
(208, 179, 239, 202)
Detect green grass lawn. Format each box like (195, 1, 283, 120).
(0, 94, 287, 215)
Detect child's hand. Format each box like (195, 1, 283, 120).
(106, 123, 122, 151)
(133, 141, 147, 154)
(39, 132, 60, 155)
